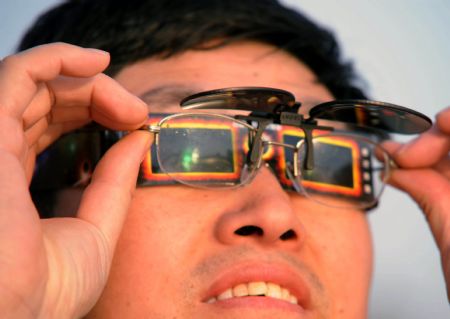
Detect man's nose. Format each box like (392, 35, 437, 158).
(214, 166, 305, 249)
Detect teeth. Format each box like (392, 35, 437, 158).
(248, 281, 267, 296)
(267, 283, 281, 298)
(233, 284, 249, 297)
(208, 281, 298, 305)
(217, 288, 233, 300)
(281, 288, 290, 300)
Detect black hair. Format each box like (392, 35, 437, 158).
(19, 0, 366, 99)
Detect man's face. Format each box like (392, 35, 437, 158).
(86, 42, 373, 319)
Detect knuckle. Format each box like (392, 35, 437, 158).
(45, 41, 74, 52)
(0, 54, 23, 72)
(42, 42, 83, 55)
(93, 72, 111, 84)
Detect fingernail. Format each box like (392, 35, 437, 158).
(134, 95, 149, 110)
(86, 48, 110, 56)
(136, 131, 153, 160)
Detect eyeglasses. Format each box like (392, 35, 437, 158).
(31, 87, 432, 213)
(139, 112, 395, 210)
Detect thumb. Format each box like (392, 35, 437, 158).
(76, 130, 152, 253)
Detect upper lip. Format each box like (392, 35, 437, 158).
(202, 260, 312, 309)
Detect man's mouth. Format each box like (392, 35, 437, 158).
(201, 260, 313, 314)
(206, 281, 298, 304)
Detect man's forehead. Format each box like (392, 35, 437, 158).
(113, 41, 335, 111)
(139, 84, 200, 112)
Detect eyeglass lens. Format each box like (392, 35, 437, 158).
(151, 113, 391, 209)
(294, 135, 390, 209)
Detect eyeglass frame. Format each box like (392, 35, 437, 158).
(139, 112, 396, 208)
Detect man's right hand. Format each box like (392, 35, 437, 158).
(0, 43, 151, 318)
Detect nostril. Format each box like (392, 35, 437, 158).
(235, 225, 264, 236)
(280, 229, 297, 241)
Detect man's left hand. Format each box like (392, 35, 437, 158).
(383, 106, 450, 301)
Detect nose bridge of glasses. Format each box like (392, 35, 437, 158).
(247, 119, 271, 167)
(261, 139, 300, 180)
(258, 125, 316, 174)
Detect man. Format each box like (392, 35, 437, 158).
(0, 1, 448, 318)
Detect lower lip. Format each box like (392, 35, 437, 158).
(205, 296, 306, 314)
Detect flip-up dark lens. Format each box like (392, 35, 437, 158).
(180, 87, 298, 113)
(308, 100, 432, 134)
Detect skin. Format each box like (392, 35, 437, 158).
(84, 41, 373, 319)
(0, 41, 448, 319)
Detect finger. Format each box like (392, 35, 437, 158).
(382, 126, 450, 168)
(34, 120, 91, 154)
(25, 115, 50, 147)
(22, 82, 52, 129)
(76, 131, 153, 253)
(0, 43, 110, 118)
(23, 82, 92, 130)
(25, 118, 92, 181)
(47, 73, 149, 130)
(383, 139, 450, 176)
(25, 116, 89, 148)
(25, 145, 37, 183)
(23, 73, 148, 133)
(436, 106, 450, 134)
(434, 157, 450, 179)
(23, 73, 149, 153)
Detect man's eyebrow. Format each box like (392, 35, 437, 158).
(138, 85, 200, 110)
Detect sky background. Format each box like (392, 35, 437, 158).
(1, 1, 449, 318)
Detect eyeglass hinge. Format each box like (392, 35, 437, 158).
(139, 124, 160, 133)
